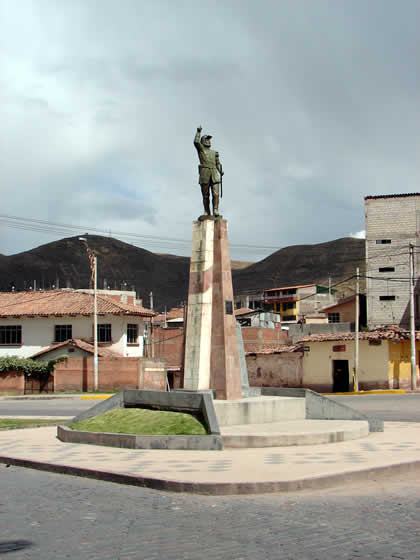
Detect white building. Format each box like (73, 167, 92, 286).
(365, 193, 420, 328)
(0, 290, 155, 358)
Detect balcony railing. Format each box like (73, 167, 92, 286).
(263, 294, 298, 302)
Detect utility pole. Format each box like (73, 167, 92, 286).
(149, 291, 154, 311)
(354, 267, 360, 392)
(409, 243, 417, 390)
(93, 255, 98, 391)
(79, 238, 99, 391)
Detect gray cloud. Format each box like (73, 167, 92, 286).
(0, 0, 419, 261)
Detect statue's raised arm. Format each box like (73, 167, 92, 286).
(193, 126, 223, 218)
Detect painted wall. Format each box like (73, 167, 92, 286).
(302, 339, 389, 392)
(0, 316, 146, 358)
(388, 340, 420, 389)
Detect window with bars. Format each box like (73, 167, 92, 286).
(328, 313, 340, 323)
(0, 325, 22, 345)
(98, 324, 112, 343)
(379, 295, 396, 301)
(54, 325, 72, 342)
(127, 324, 138, 344)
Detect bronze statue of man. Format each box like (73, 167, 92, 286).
(194, 126, 224, 217)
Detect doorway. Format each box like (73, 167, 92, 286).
(333, 360, 350, 392)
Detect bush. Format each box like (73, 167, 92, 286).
(0, 356, 66, 378)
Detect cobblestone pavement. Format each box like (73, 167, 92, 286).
(1, 466, 419, 560)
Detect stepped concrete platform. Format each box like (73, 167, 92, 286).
(220, 419, 369, 448)
(213, 396, 305, 426)
(0, 422, 418, 495)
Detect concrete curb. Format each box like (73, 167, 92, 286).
(326, 390, 408, 396)
(57, 425, 223, 451)
(0, 455, 419, 495)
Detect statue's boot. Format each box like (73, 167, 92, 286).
(213, 195, 219, 217)
(203, 198, 211, 215)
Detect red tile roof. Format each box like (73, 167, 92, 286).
(153, 307, 185, 324)
(298, 325, 420, 343)
(0, 290, 156, 318)
(30, 338, 121, 359)
(246, 344, 302, 355)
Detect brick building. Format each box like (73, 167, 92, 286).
(365, 193, 420, 328)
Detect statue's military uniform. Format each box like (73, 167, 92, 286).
(194, 129, 222, 216)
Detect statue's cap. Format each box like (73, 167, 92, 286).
(201, 134, 212, 142)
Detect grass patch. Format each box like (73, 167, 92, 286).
(0, 419, 61, 429)
(69, 408, 207, 436)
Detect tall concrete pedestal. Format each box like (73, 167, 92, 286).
(183, 218, 242, 400)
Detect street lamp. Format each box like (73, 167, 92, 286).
(79, 237, 98, 391)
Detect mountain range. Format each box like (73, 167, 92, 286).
(0, 235, 365, 310)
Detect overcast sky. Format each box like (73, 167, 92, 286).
(1, 0, 419, 260)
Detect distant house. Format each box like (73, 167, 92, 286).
(320, 294, 367, 326)
(263, 284, 337, 323)
(234, 308, 281, 328)
(234, 291, 264, 311)
(153, 307, 185, 329)
(0, 290, 156, 359)
(298, 326, 420, 392)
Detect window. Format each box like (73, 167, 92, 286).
(127, 324, 138, 344)
(379, 295, 396, 301)
(97, 324, 112, 343)
(54, 325, 72, 342)
(0, 325, 22, 345)
(328, 313, 340, 323)
(283, 302, 296, 311)
(378, 267, 395, 272)
(282, 315, 296, 321)
(376, 239, 391, 244)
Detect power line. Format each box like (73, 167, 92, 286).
(0, 214, 283, 254)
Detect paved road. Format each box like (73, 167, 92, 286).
(0, 398, 93, 417)
(331, 393, 420, 422)
(1, 393, 420, 422)
(1, 465, 419, 559)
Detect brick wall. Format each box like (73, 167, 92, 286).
(241, 327, 290, 353)
(54, 357, 166, 392)
(152, 327, 184, 369)
(0, 370, 25, 395)
(246, 353, 303, 387)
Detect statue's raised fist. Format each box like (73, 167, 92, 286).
(197, 126, 202, 133)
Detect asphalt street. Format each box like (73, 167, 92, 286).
(331, 394, 420, 422)
(1, 465, 419, 560)
(0, 398, 93, 417)
(1, 393, 420, 422)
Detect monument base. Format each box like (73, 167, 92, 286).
(183, 219, 242, 400)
